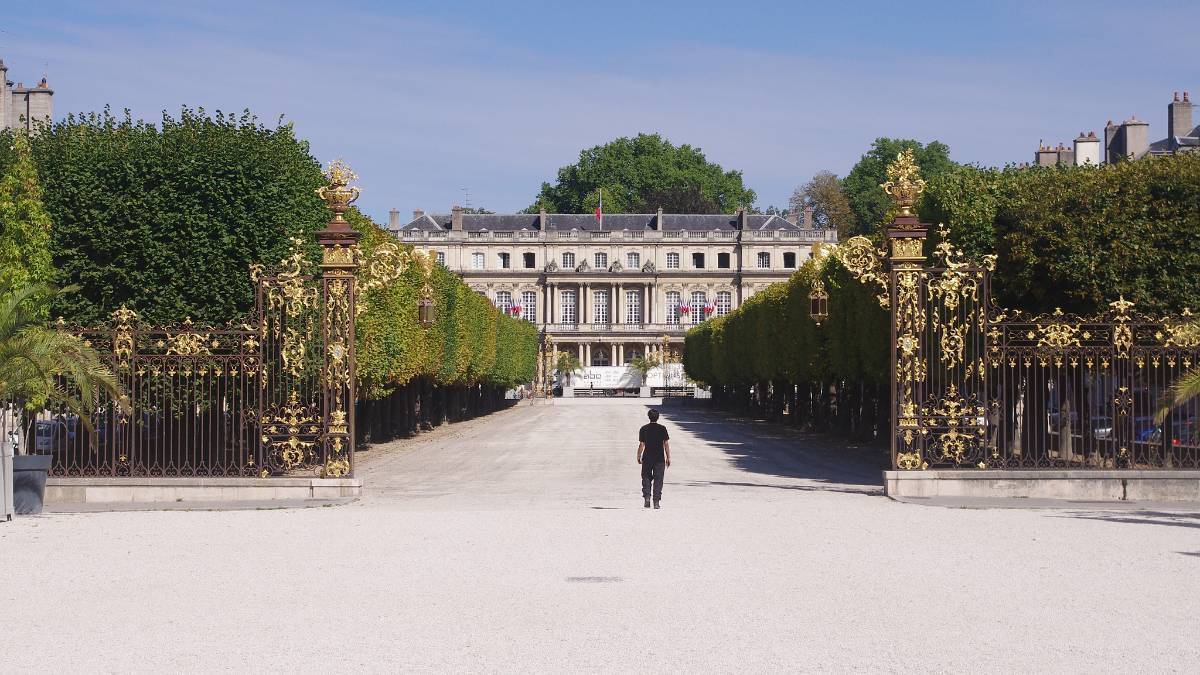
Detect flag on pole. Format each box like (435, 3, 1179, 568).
(594, 188, 603, 229)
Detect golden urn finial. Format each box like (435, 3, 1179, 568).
(880, 149, 926, 217)
(316, 159, 361, 224)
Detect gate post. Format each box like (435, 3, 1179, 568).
(882, 150, 929, 470)
(315, 161, 362, 478)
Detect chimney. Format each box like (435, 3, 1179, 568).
(451, 205, 463, 231)
(655, 207, 663, 230)
(735, 207, 746, 231)
(785, 210, 798, 225)
(412, 208, 425, 221)
(1122, 116, 1150, 160)
(389, 208, 400, 230)
(538, 207, 547, 231)
(1169, 90, 1194, 139)
(1074, 131, 1101, 166)
(803, 205, 815, 228)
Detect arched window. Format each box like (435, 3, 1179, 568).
(690, 291, 707, 325)
(666, 291, 681, 325)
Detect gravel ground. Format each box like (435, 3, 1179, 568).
(3, 398, 1199, 673)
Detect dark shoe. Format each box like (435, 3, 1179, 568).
(653, 501, 661, 509)
(644, 498, 651, 508)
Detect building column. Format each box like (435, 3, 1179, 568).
(615, 283, 622, 324)
(584, 343, 592, 366)
(618, 343, 625, 365)
(543, 283, 551, 324)
(581, 283, 589, 325)
(578, 343, 584, 363)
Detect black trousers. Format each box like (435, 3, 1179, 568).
(641, 461, 665, 501)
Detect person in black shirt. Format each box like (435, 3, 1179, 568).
(637, 409, 671, 509)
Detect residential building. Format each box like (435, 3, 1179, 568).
(1033, 90, 1198, 166)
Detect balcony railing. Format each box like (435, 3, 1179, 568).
(543, 322, 691, 333)
(395, 228, 838, 243)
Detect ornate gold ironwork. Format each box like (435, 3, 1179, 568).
(112, 306, 137, 360)
(315, 159, 361, 223)
(808, 278, 829, 326)
(1162, 308, 1200, 348)
(1036, 309, 1082, 348)
(165, 318, 213, 356)
(261, 391, 320, 470)
(880, 149, 926, 220)
(835, 236, 890, 309)
(891, 237, 924, 261)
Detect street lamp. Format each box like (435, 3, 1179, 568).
(809, 278, 829, 326)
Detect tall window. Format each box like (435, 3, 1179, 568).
(471, 252, 485, 269)
(666, 252, 680, 269)
(523, 252, 536, 269)
(560, 290, 577, 325)
(595, 252, 608, 269)
(498, 252, 511, 269)
(690, 291, 707, 325)
(521, 291, 537, 323)
(692, 252, 705, 269)
(495, 291, 512, 315)
(627, 252, 640, 269)
(593, 290, 610, 325)
(435, 251, 446, 266)
(562, 252, 576, 269)
(757, 252, 771, 268)
(666, 291, 681, 325)
(718, 252, 730, 269)
(716, 291, 732, 317)
(784, 252, 796, 268)
(625, 290, 641, 324)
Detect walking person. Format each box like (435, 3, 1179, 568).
(637, 409, 670, 509)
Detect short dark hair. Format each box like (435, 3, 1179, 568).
(647, 409, 659, 422)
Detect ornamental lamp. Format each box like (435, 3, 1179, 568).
(418, 295, 436, 328)
(809, 278, 829, 326)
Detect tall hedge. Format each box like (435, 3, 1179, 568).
(351, 210, 536, 399)
(0, 108, 328, 325)
(684, 255, 887, 390)
(921, 153, 1200, 315)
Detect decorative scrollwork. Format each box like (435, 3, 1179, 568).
(835, 236, 889, 309)
(1036, 309, 1082, 348)
(1161, 308, 1200, 348)
(261, 391, 320, 471)
(112, 306, 138, 360)
(165, 318, 214, 356)
(922, 384, 986, 464)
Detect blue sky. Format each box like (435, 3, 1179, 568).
(2, 0, 1196, 221)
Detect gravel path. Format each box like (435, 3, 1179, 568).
(3, 398, 1199, 673)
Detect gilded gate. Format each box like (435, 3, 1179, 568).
(44, 161, 391, 478)
(838, 151, 1200, 471)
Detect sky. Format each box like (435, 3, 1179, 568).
(2, 0, 1196, 222)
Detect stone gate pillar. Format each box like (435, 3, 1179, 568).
(315, 161, 362, 477)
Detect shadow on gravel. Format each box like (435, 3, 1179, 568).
(681, 479, 883, 497)
(1055, 511, 1200, 530)
(654, 400, 885, 491)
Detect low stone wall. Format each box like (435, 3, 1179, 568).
(46, 476, 362, 504)
(886, 470, 1200, 502)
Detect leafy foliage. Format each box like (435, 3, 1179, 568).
(842, 138, 955, 236)
(1, 108, 328, 325)
(922, 153, 1200, 314)
(790, 171, 854, 237)
(0, 284, 126, 438)
(0, 131, 53, 314)
(530, 133, 757, 214)
(684, 256, 888, 390)
(351, 210, 537, 399)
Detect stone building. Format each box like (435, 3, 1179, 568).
(1033, 90, 1198, 166)
(0, 58, 54, 131)
(390, 207, 836, 375)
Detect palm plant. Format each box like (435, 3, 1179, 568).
(554, 352, 583, 387)
(628, 354, 661, 385)
(0, 284, 126, 452)
(1155, 367, 1200, 424)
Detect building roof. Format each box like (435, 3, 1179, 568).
(396, 212, 806, 233)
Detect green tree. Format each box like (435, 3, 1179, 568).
(0, 131, 53, 313)
(790, 171, 855, 237)
(530, 133, 757, 214)
(554, 351, 582, 386)
(0, 284, 127, 448)
(12, 107, 327, 325)
(842, 138, 955, 236)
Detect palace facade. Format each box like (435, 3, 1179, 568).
(389, 207, 837, 369)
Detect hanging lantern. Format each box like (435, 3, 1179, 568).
(418, 295, 436, 328)
(809, 278, 829, 326)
